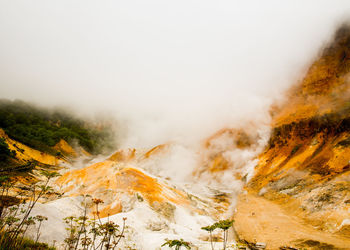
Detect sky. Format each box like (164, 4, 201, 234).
(1, 0, 350, 147)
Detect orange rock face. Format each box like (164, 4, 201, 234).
(273, 25, 350, 128)
(53, 139, 77, 157)
(245, 24, 350, 239)
(108, 148, 136, 162)
(56, 149, 208, 218)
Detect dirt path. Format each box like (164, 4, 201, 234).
(233, 192, 350, 250)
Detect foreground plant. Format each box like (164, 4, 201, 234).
(162, 238, 191, 250)
(0, 171, 60, 249)
(216, 219, 234, 250)
(201, 224, 216, 250)
(63, 196, 127, 250)
(201, 219, 234, 250)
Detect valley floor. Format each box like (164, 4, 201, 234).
(234, 192, 350, 250)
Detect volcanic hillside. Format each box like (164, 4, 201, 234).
(234, 25, 350, 249)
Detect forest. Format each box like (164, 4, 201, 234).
(0, 99, 114, 156)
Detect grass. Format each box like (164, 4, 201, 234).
(0, 236, 56, 250)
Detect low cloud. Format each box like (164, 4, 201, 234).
(0, 0, 349, 148)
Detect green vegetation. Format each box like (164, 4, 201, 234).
(161, 239, 191, 250)
(1, 173, 127, 250)
(63, 197, 127, 250)
(0, 139, 18, 172)
(0, 138, 16, 161)
(0, 171, 60, 249)
(0, 99, 115, 155)
(158, 219, 235, 250)
(201, 219, 234, 250)
(15, 237, 55, 250)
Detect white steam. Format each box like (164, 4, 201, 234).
(1, 1, 350, 181)
(2, 2, 350, 246)
(1, 1, 350, 149)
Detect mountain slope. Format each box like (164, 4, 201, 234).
(234, 24, 350, 249)
(0, 99, 114, 155)
(31, 146, 229, 249)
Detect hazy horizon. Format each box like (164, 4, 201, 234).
(1, 0, 350, 147)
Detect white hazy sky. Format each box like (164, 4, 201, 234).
(1, 0, 350, 147)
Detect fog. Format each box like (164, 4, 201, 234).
(1, 0, 350, 148)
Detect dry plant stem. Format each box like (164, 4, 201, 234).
(106, 232, 112, 249)
(0, 173, 56, 249)
(35, 220, 43, 244)
(63, 197, 126, 250)
(96, 204, 102, 225)
(113, 218, 125, 248)
(209, 231, 214, 250)
(223, 229, 228, 250)
(84, 215, 87, 250)
(12, 177, 50, 242)
(91, 214, 97, 250)
(223, 230, 225, 250)
(98, 231, 105, 250)
(74, 197, 88, 250)
(18, 223, 29, 246)
(106, 215, 112, 250)
(0, 180, 18, 246)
